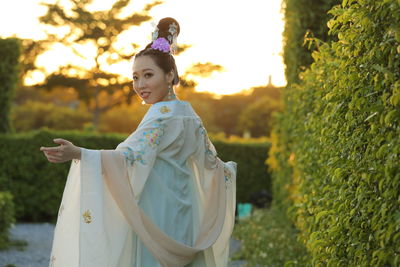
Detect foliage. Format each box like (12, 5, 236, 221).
(282, 0, 338, 85)
(37, 0, 162, 128)
(0, 38, 21, 133)
(232, 206, 310, 266)
(211, 85, 282, 137)
(0, 129, 270, 222)
(270, 0, 400, 265)
(0, 191, 16, 250)
(11, 101, 92, 132)
(236, 96, 282, 137)
(98, 102, 148, 133)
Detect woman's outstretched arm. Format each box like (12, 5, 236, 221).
(40, 138, 81, 163)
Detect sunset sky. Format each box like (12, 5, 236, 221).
(0, 0, 286, 95)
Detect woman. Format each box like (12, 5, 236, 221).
(40, 17, 237, 267)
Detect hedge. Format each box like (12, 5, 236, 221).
(281, 0, 338, 86)
(0, 38, 21, 133)
(268, 0, 400, 266)
(0, 129, 270, 222)
(0, 191, 15, 250)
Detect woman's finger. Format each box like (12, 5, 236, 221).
(46, 155, 62, 163)
(53, 138, 71, 146)
(41, 146, 60, 153)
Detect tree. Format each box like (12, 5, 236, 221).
(36, 0, 163, 129)
(237, 96, 282, 137)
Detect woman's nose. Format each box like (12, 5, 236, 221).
(138, 78, 146, 89)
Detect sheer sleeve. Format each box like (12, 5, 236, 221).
(49, 108, 236, 267)
(101, 116, 183, 201)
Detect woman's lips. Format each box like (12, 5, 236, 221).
(141, 92, 151, 99)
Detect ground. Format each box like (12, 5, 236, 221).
(0, 223, 246, 267)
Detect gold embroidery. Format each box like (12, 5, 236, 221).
(224, 166, 232, 181)
(82, 209, 92, 223)
(50, 255, 56, 267)
(159, 106, 171, 114)
(58, 204, 64, 217)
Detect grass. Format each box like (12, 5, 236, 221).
(231, 205, 311, 267)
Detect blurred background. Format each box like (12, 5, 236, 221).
(0, 0, 285, 138)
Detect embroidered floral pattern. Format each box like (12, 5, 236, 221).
(123, 147, 145, 166)
(82, 209, 92, 223)
(123, 118, 166, 166)
(223, 165, 233, 189)
(159, 106, 171, 114)
(198, 120, 216, 157)
(224, 166, 232, 182)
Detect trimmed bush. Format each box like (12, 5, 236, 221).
(0, 129, 270, 222)
(0, 38, 21, 133)
(282, 0, 338, 86)
(0, 191, 16, 250)
(269, 0, 400, 266)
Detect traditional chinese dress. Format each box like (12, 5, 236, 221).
(49, 99, 237, 267)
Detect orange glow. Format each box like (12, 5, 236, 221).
(0, 0, 286, 95)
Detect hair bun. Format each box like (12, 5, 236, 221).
(155, 17, 180, 44)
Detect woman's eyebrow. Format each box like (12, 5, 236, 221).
(133, 68, 154, 74)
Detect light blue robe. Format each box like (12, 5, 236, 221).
(49, 100, 237, 267)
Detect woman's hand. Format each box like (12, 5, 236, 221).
(40, 138, 81, 163)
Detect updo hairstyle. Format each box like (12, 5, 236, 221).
(135, 17, 180, 85)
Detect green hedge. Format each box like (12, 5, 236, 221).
(0, 129, 270, 222)
(270, 0, 400, 266)
(282, 0, 338, 86)
(0, 38, 21, 133)
(0, 191, 15, 250)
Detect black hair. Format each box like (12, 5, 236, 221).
(134, 17, 180, 85)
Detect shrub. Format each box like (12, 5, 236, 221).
(0, 129, 270, 222)
(0, 191, 16, 250)
(269, 0, 400, 265)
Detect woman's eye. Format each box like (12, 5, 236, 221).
(145, 73, 153, 78)
(133, 76, 138, 81)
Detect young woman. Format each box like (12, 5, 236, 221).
(40, 17, 237, 267)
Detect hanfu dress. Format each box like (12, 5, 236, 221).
(48, 99, 237, 267)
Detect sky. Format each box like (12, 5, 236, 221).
(0, 0, 286, 95)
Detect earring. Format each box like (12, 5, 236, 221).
(167, 84, 176, 100)
(141, 100, 145, 105)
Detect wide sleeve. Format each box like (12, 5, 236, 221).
(48, 113, 237, 267)
(192, 119, 237, 267)
(102, 116, 183, 201)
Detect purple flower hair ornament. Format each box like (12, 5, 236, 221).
(151, 37, 171, 53)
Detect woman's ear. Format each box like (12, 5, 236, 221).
(166, 70, 174, 84)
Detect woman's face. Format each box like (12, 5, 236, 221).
(132, 55, 174, 104)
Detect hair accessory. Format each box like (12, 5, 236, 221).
(151, 37, 171, 53)
(151, 22, 159, 41)
(168, 22, 178, 55)
(150, 21, 178, 55)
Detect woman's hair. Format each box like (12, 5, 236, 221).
(135, 17, 180, 85)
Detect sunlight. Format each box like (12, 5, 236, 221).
(0, 0, 286, 95)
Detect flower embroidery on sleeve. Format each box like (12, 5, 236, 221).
(82, 209, 92, 223)
(123, 147, 145, 166)
(224, 165, 233, 189)
(224, 166, 232, 182)
(198, 120, 216, 157)
(142, 118, 166, 147)
(123, 118, 166, 166)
